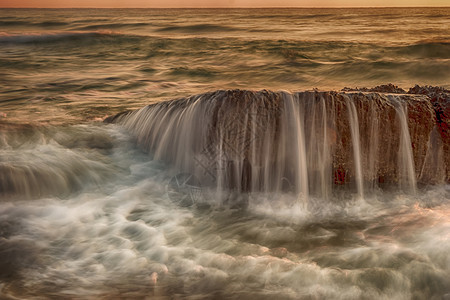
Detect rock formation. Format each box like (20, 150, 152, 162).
(106, 86, 448, 199)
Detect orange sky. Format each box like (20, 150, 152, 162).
(0, 0, 448, 7)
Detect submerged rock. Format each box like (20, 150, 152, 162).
(106, 85, 448, 198)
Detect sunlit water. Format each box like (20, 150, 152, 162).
(1, 8, 449, 123)
(0, 8, 449, 299)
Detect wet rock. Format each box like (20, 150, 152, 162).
(108, 85, 447, 195)
(342, 83, 406, 94)
(408, 85, 450, 182)
(103, 110, 133, 124)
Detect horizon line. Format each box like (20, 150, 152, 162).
(1, 5, 449, 8)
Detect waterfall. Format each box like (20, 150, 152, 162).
(282, 93, 309, 204)
(346, 96, 364, 198)
(107, 89, 444, 203)
(392, 98, 417, 193)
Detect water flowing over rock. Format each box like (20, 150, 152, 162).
(407, 85, 450, 184)
(0, 123, 116, 200)
(106, 87, 447, 200)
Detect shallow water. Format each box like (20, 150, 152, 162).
(0, 7, 449, 299)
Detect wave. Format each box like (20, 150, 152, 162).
(156, 24, 238, 33)
(0, 31, 120, 44)
(0, 20, 29, 26)
(169, 67, 217, 78)
(0, 123, 116, 200)
(242, 12, 335, 20)
(395, 39, 450, 59)
(0, 20, 69, 27)
(39, 21, 69, 27)
(2, 27, 449, 63)
(76, 22, 150, 31)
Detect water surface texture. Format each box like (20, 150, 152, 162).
(0, 8, 449, 299)
(1, 8, 449, 123)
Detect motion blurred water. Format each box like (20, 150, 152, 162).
(0, 8, 449, 299)
(1, 8, 449, 123)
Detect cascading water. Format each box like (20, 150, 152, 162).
(346, 96, 364, 198)
(109, 89, 443, 206)
(0, 125, 116, 200)
(392, 97, 417, 193)
(282, 93, 309, 204)
(1, 87, 448, 299)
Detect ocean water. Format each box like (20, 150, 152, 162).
(0, 8, 449, 299)
(1, 8, 450, 123)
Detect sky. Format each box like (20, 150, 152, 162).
(0, 0, 448, 7)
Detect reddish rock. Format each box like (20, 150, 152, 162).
(108, 86, 447, 194)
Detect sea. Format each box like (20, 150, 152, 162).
(0, 7, 449, 299)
